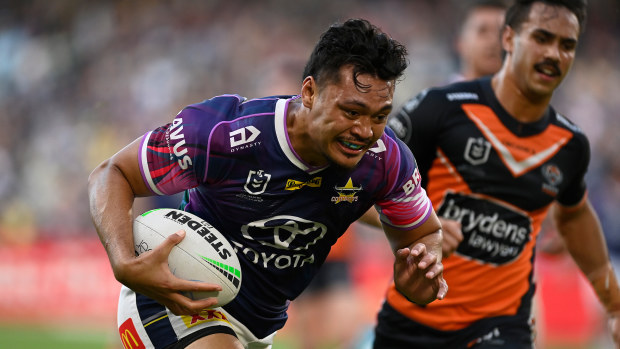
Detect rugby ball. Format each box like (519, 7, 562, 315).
(133, 208, 241, 306)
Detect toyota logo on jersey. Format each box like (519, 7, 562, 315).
(240, 215, 327, 251)
(231, 216, 327, 270)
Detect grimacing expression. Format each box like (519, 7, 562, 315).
(505, 2, 579, 99)
(303, 65, 393, 169)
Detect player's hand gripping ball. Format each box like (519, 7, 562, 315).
(133, 208, 241, 306)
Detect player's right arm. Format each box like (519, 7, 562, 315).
(376, 126, 448, 305)
(383, 211, 447, 305)
(88, 137, 221, 315)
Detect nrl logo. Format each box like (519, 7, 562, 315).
(331, 178, 362, 204)
(244, 170, 271, 195)
(464, 137, 491, 166)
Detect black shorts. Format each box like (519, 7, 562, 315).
(373, 301, 534, 349)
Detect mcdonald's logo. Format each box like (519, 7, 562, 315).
(119, 318, 146, 349)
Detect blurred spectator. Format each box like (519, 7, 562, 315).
(449, 0, 507, 83)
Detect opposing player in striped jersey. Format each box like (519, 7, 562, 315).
(375, 0, 620, 348)
(89, 19, 447, 349)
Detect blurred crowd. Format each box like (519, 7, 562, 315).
(0, 0, 618, 254)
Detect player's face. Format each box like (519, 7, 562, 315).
(302, 65, 393, 169)
(504, 3, 579, 99)
(458, 6, 505, 78)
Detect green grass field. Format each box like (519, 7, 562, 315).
(0, 324, 302, 349)
(0, 324, 119, 349)
(0, 324, 609, 349)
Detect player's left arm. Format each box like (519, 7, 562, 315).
(383, 210, 447, 305)
(553, 199, 620, 345)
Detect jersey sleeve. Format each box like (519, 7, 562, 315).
(138, 106, 213, 196)
(375, 132, 434, 230)
(387, 88, 444, 187)
(556, 132, 590, 207)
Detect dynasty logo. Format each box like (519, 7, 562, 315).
(229, 125, 261, 150)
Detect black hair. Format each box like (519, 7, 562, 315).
(504, 0, 587, 34)
(302, 18, 408, 90)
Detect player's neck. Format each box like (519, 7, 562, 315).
(491, 71, 552, 124)
(286, 97, 304, 132)
(286, 98, 328, 167)
(460, 66, 480, 81)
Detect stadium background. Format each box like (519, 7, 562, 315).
(0, 0, 618, 348)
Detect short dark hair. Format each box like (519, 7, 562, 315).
(302, 18, 408, 90)
(504, 0, 587, 34)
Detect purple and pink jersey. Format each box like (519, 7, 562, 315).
(138, 94, 432, 338)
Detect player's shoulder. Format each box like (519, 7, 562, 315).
(550, 108, 589, 146)
(379, 126, 416, 166)
(551, 108, 584, 134)
(399, 78, 487, 115)
(182, 94, 293, 122)
(184, 94, 247, 119)
(441, 78, 486, 102)
(382, 126, 406, 148)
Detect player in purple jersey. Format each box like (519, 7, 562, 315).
(89, 19, 447, 348)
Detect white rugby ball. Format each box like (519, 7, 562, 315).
(133, 208, 241, 306)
